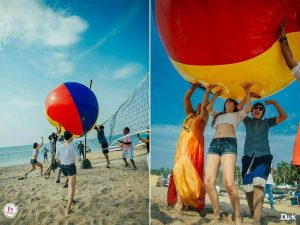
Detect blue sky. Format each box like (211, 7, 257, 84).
(0, 0, 148, 147)
(151, 8, 300, 169)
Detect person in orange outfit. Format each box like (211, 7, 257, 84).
(167, 83, 214, 211)
(292, 123, 300, 173)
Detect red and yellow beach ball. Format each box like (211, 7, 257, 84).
(155, 0, 300, 99)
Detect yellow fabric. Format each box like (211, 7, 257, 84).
(171, 32, 300, 100)
(172, 116, 206, 209)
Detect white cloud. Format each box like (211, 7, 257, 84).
(45, 52, 74, 76)
(151, 123, 296, 169)
(112, 63, 144, 79)
(28, 51, 75, 77)
(6, 97, 41, 108)
(0, 0, 87, 48)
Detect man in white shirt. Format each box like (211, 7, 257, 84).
(119, 127, 137, 170)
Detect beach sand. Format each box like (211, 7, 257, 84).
(151, 186, 300, 225)
(0, 146, 149, 225)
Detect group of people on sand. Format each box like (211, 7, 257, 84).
(23, 123, 148, 215)
(168, 21, 299, 225)
(23, 127, 80, 215)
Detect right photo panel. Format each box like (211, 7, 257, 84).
(151, 1, 300, 224)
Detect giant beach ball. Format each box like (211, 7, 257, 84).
(155, 0, 300, 99)
(45, 82, 99, 136)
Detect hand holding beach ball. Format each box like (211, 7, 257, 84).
(45, 82, 99, 136)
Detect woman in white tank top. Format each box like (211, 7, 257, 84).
(205, 83, 253, 225)
(24, 136, 44, 178)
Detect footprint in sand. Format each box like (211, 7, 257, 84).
(37, 211, 47, 221)
(101, 187, 112, 195)
(30, 197, 40, 203)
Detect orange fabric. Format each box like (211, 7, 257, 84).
(292, 124, 300, 166)
(167, 114, 206, 210)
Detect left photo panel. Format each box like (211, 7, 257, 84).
(0, 0, 150, 224)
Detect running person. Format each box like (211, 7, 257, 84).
(24, 137, 44, 178)
(94, 125, 110, 168)
(205, 83, 253, 225)
(55, 130, 81, 216)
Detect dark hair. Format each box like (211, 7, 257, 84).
(64, 130, 73, 141)
(251, 102, 266, 118)
(211, 98, 238, 128)
(100, 125, 104, 129)
(33, 143, 38, 149)
(124, 127, 130, 133)
(48, 135, 52, 140)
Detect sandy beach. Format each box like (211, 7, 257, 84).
(151, 186, 300, 225)
(0, 146, 149, 225)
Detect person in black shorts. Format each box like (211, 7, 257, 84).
(94, 125, 110, 168)
(77, 141, 84, 158)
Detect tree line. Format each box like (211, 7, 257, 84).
(151, 161, 299, 186)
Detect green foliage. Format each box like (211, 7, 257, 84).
(273, 161, 298, 185)
(151, 161, 299, 187)
(151, 167, 172, 179)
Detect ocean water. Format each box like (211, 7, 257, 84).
(0, 143, 51, 167)
(0, 135, 145, 167)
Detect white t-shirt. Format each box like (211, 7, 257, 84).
(266, 173, 274, 185)
(122, 135, 133, 151)
(291, 63, 300, 81)
(55, 143, 80, 165)
(209, 110, 248, 130)
(32, 149, 38, 157)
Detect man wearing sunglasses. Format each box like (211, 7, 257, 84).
(238, 99, 287, 225)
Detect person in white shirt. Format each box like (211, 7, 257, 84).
(278, 19, 300, 81)
(205, 83, 252, 224)
(24, 137, 44, 178)
(119, 127, 137, 169)
(264, 167, 275, 210)
(55, 130, 81, 216)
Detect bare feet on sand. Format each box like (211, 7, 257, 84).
(235, 215, 242, 225)
(174, 201, 183, 212)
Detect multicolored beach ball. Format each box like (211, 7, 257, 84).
(155, 0, 300, 99)
(45, 82, 99, 136)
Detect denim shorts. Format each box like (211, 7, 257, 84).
(30, 159, 38, 164)
(60, 163, 76, 176)
(208, 137, 237, 156)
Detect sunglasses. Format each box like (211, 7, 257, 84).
(253, 106, 264, 111)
